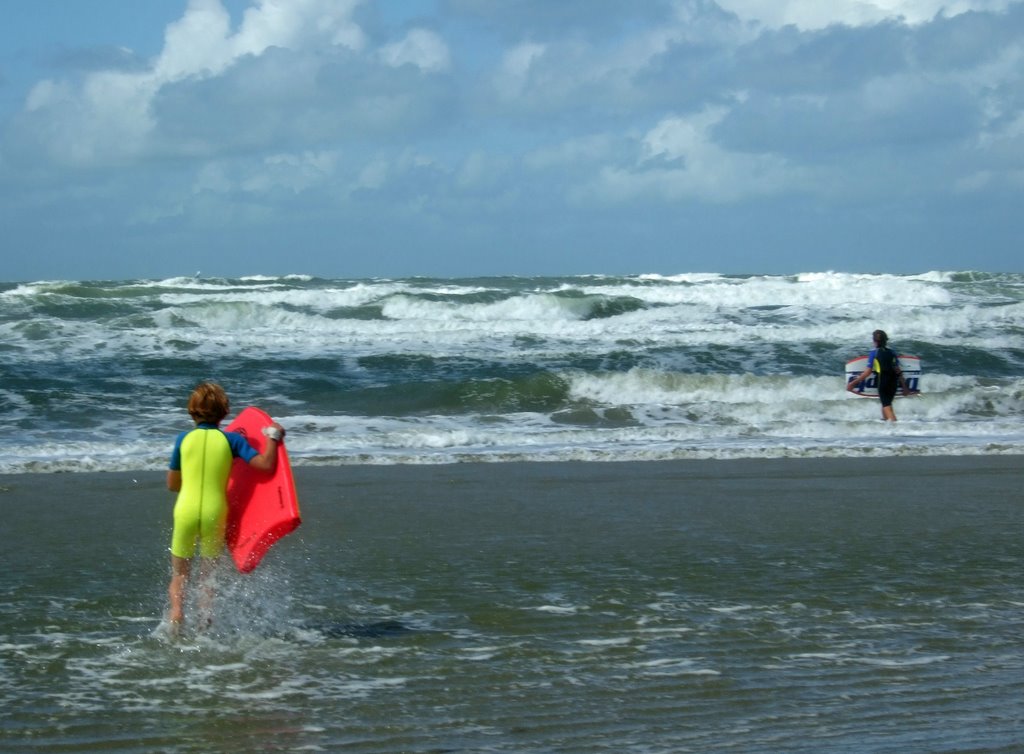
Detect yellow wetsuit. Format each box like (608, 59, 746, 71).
(170, 427, 234, 559)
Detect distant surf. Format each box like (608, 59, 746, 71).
(1, 271, 1021, 473)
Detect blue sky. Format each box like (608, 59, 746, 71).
(1, 0, 1022, 281)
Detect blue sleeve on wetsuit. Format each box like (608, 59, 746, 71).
(168, 431, 188, 470)
(224, 430, 259, 463)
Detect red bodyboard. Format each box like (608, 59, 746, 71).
(225, 407, 301, 573)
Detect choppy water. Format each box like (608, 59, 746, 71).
(2, 271, 1022, 751)
(2, 459, 1022, 753)
(1, 271, 1022, 473)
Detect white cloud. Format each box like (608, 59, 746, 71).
(16, 0, 367, 167)
(379, 29, 451, 72)
(155, 0, 364, 83)
(715, 0, 1018, 29)
(590, 106, 808, 203)
(23, 69, 156, 164)
(192, 150, 341, 196)
(247, 150, 340, 193)
(494, 42, 546, 99)
(230, 0, 365, 59)
(24, 79, 72, 113)
(155, 0, 235, 81)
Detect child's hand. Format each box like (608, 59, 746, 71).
(262, 423, 286, 442)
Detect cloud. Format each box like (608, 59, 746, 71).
(11, 0, 369, 167)
(379, 28, 451, 72)
(2, 0, 1023, 279)
(587, 105, 810, 204)
(713, 75, 982, 159)
(194, 149, 341, 196)
(167, 0, 365, 73)
(13, 0, 1020, 175)
(154, 0, 235, 81)
(716, 0, 1019, 29)
(147, 45, 457, 160)
(493, 41, 547, 101)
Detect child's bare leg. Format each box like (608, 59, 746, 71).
(168, 555, 191, 625)
(196, 557, 218, 629)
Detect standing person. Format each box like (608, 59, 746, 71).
(165, 382, 285, 633)
(847, 330, 911, 421)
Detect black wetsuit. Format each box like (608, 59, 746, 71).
(870, 346, 900, 407)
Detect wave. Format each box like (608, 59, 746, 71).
(379, 290, 647, 323)
(1, 271, 1022, 473)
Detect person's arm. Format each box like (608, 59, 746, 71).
(167, 432, 184, 491)
(847, 367, 873, 392)
(248, 422, 285, 472)
(896, 366, 911, 396)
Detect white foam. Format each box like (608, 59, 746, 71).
(2, 272, 1018, 366)
(378, 288, 632, 329)
(531, 605, 579, 615)
(1, 272, 1021, 473)
(855, 655, 951, 667)
(577, 637, 633, 647)
(629, 658, 722, 676)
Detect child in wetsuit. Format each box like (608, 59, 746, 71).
(165, 382, 285, 631)
(846, 330, 911, 421)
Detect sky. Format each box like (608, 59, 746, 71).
(1, 0, 1022, 281)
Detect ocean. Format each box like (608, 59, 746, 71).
(1, 271, 1022, 753)
(2, 459, 1022, 753)
(1, 271, 1022, 473)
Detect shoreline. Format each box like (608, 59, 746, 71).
(2, 453, 1020, 497)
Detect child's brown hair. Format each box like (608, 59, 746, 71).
(187, 382, 230, 425)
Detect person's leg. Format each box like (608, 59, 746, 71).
(169, 498, 200, 628)
(879, 378, 897, 421)
(195, 506, 227, 630)
(168, 555, 191, 625)
(196, 557, 219, 629)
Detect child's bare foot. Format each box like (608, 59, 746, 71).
(153, 617, 183, 642)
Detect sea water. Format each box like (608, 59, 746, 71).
(0, 271, 1022, 752)
(1, 459, 1022, 753)
(1, 270, 1022, 473)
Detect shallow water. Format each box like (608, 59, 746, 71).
(2, 458, 1022, 752)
